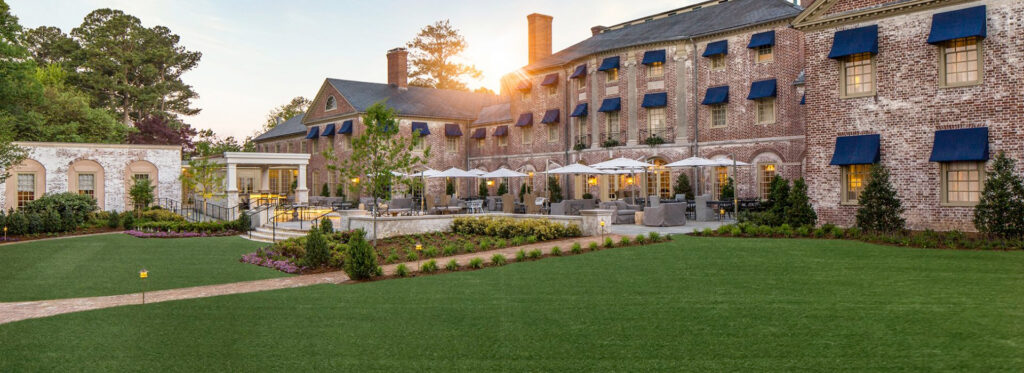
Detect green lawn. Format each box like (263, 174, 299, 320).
(2, 236, 1023, 371)
(0, 234, 287, 301)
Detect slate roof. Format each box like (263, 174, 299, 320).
(525, 0, 802, 72)
(326, 79, 500, 120)
(472, 102, 512, 125)
(253, 113, 306, 142)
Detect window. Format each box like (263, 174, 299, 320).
(78, 174, 95, 198)
(606, 68, 618, 82)
(646, 159, 670, 199)
(547, 85, 557, 97)
(133, 173, 150, 182)
(841, 164, 872, 204)
(711, 54, 726, 70)
(413, 136, 426, 151)
(476, 139, 485, 151)
(578, 77, 587, 90)
(522, 91, 531, 102)
(648, 62, 664, 77)
(521, 127, 532, 145)
(713, 166, 729, 200)
(842, 53, 875, 97)
(326, 96, 337, 111)
(547, 125, 559, 143)
(648, 108, 666, 137)
(941, 37, 981, 86)
(498, 135, 507, 147)
(239, 176, 254, 194)
(17, 173, 34, 207)
(312, 139, 319, 154)
(942, 162, 983, 205)
(446, 137, 458, 153)
(758, 164, 776, 199)
(757, 45, 773, 63)
(710, 104, 727, 128)
(276, 144, 281, 153)
(339, 135, 350, 150)
(756, 98, 775, 124)
(301, 141, 307, 153)
(605, 112, 619, 139)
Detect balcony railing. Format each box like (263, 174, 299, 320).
(599, 131, 628, 148)
(573, 134, 592, 151)
(639, 128, 673, 146)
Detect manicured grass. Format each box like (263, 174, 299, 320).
(2, 236, 1023, 371)
(0, 234, 287, 301)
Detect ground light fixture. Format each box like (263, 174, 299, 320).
(138, 269, 149, 304)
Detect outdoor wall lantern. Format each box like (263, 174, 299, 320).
(587, 176, 598, 185)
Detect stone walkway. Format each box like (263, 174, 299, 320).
(0, 234, 622, 325)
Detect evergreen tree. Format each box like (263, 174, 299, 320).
(785, 178, 817, 227)
(320, 183, 330, 197)
(303, 228, 329, 268)
(766, 176, 790, 226)
(719, 177, 735, 201)
(446, 179, 455, 196)
(974, 151, 1024, 238)
(497, 182, 508, 196)
(344, 230, 378, 280)
(478, 180, 488, 197)
(673, 173, 693, 200)
(547, 176, 563, 203)
(855, 164, 906, 233)
(405, 20, 482, 91)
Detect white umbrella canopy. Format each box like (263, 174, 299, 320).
(390, 171, 407, 177)
(409, 169, 440, 177)
(713, 158, 751, 166)
(467, 169, 488, 177)
(482, 167, 528, 178)
(591, 157, 654, 170)
(429, 167, 476, 178)
(666, 156, 719, 168)
(545, 163, 607, 175)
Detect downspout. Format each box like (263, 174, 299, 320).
(562, 68, 572, 199)
(690, 36, 701, 196)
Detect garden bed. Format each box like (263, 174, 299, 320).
(0, 227, 122, 244)
(693, 223, 1023, 251)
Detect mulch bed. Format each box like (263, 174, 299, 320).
(0, 227, 122, 245)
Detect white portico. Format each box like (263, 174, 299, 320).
(208, 152, 312, 213)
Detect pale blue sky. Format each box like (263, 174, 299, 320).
(9, 0, 700, 139)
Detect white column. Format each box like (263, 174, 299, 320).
(225, 163, 240, 219)
(295, 164, 309, 204)
(259, 167, 270, 193)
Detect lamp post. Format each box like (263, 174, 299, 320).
(139, 269, 149, 304)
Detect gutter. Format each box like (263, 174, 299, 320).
(690, 36, 701, 196)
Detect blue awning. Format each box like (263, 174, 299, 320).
(748, 31, 775, 48)
(305, 127, 320, 139)
(800, 93, 805, 105)
(570, 103, 588, 117)
(928, 5, 987, 44)
(470, 128, 486, 139)
(493, 125, 508, 137)
(642, 92, 667, 108)
(701, 86, 729, 105)
(828, 25, 878, 59)
(322, 123, 336, 137)
(641, 50, 666, 65)
(703, 40, 728, 57)
(570, 64, 587, 79)
(444, 123, 463, 137)
(541, 73, 559, 86)
(598, 56, 620, 71)
(747, 79, 777, 100)
(337, 120, 353, 134)
(929, 127, 988, 162)
(411, 122, 430, 136)
(541, 109, 560, 124)
(830, 134, 880, 166)
(515, 113, 533, 127)
(598, 97, 621, 112)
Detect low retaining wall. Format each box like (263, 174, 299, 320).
(344, 211, 611, 240)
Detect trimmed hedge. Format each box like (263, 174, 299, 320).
(695, 223, 1024, 251)
(136, 220, 242, 233)
(451, 217, 582, 241)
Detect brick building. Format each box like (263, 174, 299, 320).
(794, 0, 1023, 231)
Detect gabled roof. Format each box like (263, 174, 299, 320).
(253, 113, 306, 142)
(524, 0, 802, 72)
(473, 102, 512, 125)
(326, 79, 499, 120)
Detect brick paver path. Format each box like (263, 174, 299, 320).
(0, 234, 622, 325)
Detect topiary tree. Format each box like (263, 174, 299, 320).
(497, 181, 508, 196)
(547, 176, 563, 203)
(719, 177, 735, 201)
(320, 183, 330, 197)
(129, 177, 155, 211)
(335, 183, 345, 200)
(766, 176, 790, 226)
(478, 180, 489, 197)
(785, 178, 817, 227)
(855, 163, 905, 234)
(319, 217, 333, 234)
(974, 151, 1024, 238)
(303, 228, 329, 268)
(673, 173, 693, 200)
(446, 179, 455, 196)
(519, 183, 527, 202)
(344, 229, 378, 280)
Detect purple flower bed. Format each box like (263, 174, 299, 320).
(126, 230, 238, 239)
(240, 251, 305, 274)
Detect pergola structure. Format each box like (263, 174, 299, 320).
(208, 152, 312, 214)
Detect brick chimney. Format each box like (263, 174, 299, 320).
(387, 47, 408, 89)
(527, 13, 553, 65)
(591, 26, 607, 36)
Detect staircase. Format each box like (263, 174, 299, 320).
(242, 226, 308, 243)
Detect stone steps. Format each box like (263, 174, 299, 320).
(241, 225, 309, 243)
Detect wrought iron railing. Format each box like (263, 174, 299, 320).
(573, 134, 592, 150)
(639, 128, 673, 145)
(599, 131, 628, 147)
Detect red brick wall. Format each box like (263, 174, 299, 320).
(825, 0, 903, 15)
(303, 83, 356, 124)
(803, 0, 1024, 231)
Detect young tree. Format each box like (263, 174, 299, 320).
(547, 176, 563, 203)
(180, 157, 225, 202)
(766, 176, 791, 226)
(673, 173, 693, 200)
(974, 152, 1024, 238)
(719, 177, 735, 201)
(446, 179, 455, 196)
(129, 177, 155, 211)
(478, 180, 488, 197)
(497, 181, 508, 196)
(785, 178, 817, 227)
(855, 164, 906, 234)
(321, 183, 330, 197)
(405, 20, 482, 91)
(344, 229, 378, 280)
(326, 102, 427, 244)
(191, 128, 242, 158)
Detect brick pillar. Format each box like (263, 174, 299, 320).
(527, 13, 553, 65)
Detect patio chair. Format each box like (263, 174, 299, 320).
(644, 202, 687, 227)
(466, 199, 484, 214)
(599, 200, 637, 224)
(501, 194, 515, 213)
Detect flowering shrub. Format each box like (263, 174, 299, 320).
(451, 217, 582, 240)
(240, 249, 306, 274)
(126, 230, 236, 238)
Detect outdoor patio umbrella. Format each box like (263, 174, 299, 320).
(408, 169, 440, 211)
(467, 169, 488, 177)
(428, 167, 477, 178)
(665, 157, 718, 197)
(713, 158, 751, 166)
(543, 163, 607, 175)
(481, 167, 528, 178)
(591, 158, 654, 203)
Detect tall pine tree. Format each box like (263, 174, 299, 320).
(973, 151, 1024, 238)
(855, 164, 905, 233)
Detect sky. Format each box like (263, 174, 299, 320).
(9, 0, 702, 140)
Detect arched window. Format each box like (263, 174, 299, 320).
(5, 159, 45, 210)
(69, 159, 105, 209)
(325, 96, 337, 111)
(126, 160, 158, 210)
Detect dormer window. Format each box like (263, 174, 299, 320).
(326, 96, 337, 111)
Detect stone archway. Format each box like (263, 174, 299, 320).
(5, 159, 45, 210)
(125, 160, 158, 210)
